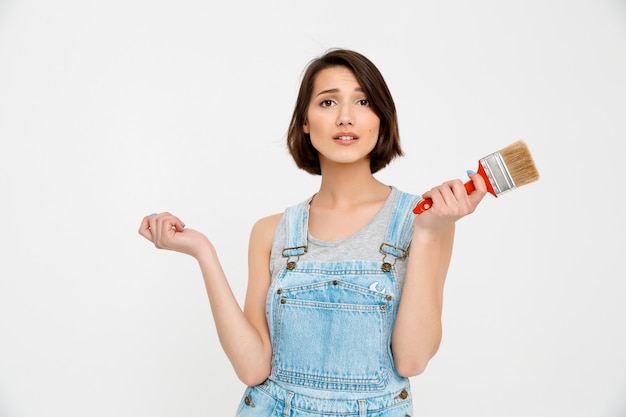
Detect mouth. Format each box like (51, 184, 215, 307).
(334, 135, 359, 141)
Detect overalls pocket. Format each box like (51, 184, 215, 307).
(235, 386, 280, 417)
(272, 276, 394, 391)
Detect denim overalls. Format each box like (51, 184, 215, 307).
(237, 188, 420, 417)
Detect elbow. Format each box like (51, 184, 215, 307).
(395, 357, 430, 377)
(236, 365, 271, 387)
(393, 323, 443, 377)
(239, 374, 269, 387)
(231, 344, 273, 387)
(393, 343, 440, 378)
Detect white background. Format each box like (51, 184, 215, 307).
(1, 1, 625, 416)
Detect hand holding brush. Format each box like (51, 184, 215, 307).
(414, 140, 540, 214)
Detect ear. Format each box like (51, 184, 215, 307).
(303, 119, 309, 134)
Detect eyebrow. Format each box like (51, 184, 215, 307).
(315, 87, 365, 97)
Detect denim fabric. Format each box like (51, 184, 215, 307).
(236, 380, 413, 416)
(271, 260, 396, 391)
(237, 189, 420, 417)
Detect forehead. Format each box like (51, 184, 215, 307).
(312, 66, 361, 92)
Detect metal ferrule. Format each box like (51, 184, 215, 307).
(479, 151, 516, 196)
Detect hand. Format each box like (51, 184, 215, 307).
(138, 212, 212, 259)
(414, 171, 487, 236)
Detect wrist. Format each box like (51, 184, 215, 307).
(193, 239, 217, 263)
(412, 221, 454, 244)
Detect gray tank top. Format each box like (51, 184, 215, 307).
(269, 186, 420, 295)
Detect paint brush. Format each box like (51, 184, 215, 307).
(413, 140, 540, 214)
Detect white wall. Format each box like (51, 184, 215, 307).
(1, 1, 625, 416)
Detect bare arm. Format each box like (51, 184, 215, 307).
(391, 225, 454, 376)
(391, 172, 487, 376)
(138, 212, 281, 386)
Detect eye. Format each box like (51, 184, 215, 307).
(320, 99, 335, 107)
(357, 99, 370, 106)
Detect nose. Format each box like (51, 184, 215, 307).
(336, 104, 353, 126)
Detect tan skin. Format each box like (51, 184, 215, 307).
(138, 66, 487, 386)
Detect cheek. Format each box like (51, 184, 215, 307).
(304, 113, 327, 135)
(369, 122, 381, 137)
(368, 115, 381, 133)
(303, 110, 319, 134)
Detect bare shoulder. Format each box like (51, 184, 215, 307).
(252, 213, 283, 235)
(247, 212, 283, 283)
(249, 212, 283, 249)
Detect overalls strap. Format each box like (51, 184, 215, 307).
(281, 199, 309, 258)
(380, 191, 421, 259)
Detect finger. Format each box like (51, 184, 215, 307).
(138, 213, 158, 240)
(174, 219, 185, 232)
(454, 179, 477, 212)
(426, 186, 447, 211)
(431, 180, 461, 210)
(153, 213, 186, 247)
(467, 171, 487, 193)
(154, 212, 183, 232)
(152, 212, 173, 244)
(466, 172, 487, 207)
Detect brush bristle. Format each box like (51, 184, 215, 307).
(499, 140, 540, 187)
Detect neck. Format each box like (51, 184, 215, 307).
(314, 161, 390, 209)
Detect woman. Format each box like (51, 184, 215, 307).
(139, 48, 487, 416)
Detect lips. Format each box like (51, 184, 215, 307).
(333, 132, 359, 141)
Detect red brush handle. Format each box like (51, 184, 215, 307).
(412, 162, 497, 214)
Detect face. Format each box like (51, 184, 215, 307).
(303, 66, 380, 171)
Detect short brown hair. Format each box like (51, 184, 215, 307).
(287, 49, 403, 175)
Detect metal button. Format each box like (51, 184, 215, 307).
(286, 261, 296, 270)
(244, 396, 255, 407)
(386, 295, 393, 301)
(276, 289, 282, 295)
(380, 305, 386, 311)
(399, 389, 408, 400)
(381, 262, 392, 272)
(332, 280, 338, 285)
(280, 299, 286, 304)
